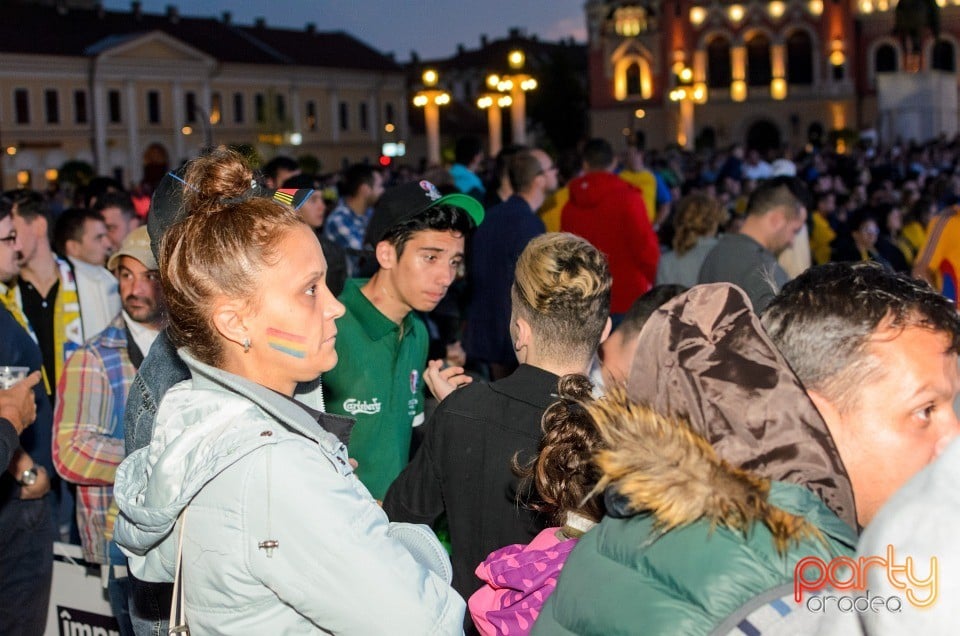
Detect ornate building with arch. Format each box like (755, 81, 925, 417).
(587, 0, 959, 152)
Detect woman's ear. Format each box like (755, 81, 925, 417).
(211, 298, 250, 348)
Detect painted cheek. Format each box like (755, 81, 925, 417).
(266, 327, 308, 359)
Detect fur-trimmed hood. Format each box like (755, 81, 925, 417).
(620, 283, 858, 531)
(590, 389, 824, 552)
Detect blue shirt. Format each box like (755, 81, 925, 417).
(450, 164, 485, 200)
(0, 304, 55, 502)
(464, 195, 545, 365)
(322, 200, 373, 277)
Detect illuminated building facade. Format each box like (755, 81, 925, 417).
(587, 0, 959, 152)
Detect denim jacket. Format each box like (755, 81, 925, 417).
(123, 330, 187, 457)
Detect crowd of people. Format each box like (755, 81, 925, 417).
(1, 129, 960, 635)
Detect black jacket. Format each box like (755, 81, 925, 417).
(382, 365, 558, 602)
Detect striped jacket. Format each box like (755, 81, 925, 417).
(54, 312, 135, 564)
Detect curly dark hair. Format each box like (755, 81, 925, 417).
(514, 374, 606, 526)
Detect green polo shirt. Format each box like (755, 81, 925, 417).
(322, 278, 428, 499)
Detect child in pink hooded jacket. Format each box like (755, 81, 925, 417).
(468, 375, 605, 635)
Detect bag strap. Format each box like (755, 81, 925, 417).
(168, 509, 189, 635)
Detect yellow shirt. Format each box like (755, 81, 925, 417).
(619, 170, 657, 223)
(538, 186, 569, 233)
(901, 220, 927, 259)
(810, 211, 837, 266)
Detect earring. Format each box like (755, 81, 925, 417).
(242, 338, 251, 353)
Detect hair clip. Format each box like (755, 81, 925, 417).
(167, 172, 199, 192)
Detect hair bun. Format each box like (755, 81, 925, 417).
(183, 147, 256, 215)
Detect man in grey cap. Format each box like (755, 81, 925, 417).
(54, 226, 166, 634)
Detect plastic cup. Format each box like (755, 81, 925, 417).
(0, 366, 30, 390)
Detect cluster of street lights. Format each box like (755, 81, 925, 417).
(412, 49, 537, 165)
(667, 64, 707, 149)
(412, 69, 452, 165)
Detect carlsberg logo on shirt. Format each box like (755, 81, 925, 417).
(343, 398, 382, 415)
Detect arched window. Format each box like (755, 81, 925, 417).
(613, 54, 653, 100)
(932, 40, 956, 71)
(746, 33, 772, 86)
(625, 62, 642, 96)
(876, 44, 898, 73)
(786, 31, 814, 85)
(707, 36, 732, 88)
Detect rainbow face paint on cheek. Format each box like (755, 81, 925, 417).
(266, 327, 308, 359)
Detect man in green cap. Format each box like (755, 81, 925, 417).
(322, 180, 483, 500)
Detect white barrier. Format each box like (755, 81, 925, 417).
(45, 542, 120, 636)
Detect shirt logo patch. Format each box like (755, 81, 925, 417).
(343, 398, 382, 415)
(410, 369, 419, 394)
(419, 180, 442, 201)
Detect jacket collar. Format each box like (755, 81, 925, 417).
(178, 348, 353, 447)
(339, 278, 418, 342)
(488, 364, 560, 409)
(93, 312, 128, 349)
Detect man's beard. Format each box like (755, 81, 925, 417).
(123, 295, 162, 325)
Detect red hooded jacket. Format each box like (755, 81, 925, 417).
(560, 172, 659, 313)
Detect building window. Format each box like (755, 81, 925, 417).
(185, 92, 197, 123)
(255, 93, 265, 123)
(210, 93, 221, 124)
(625, 63, 642, 96)
(359, 102, 369, 131)
(14, 89, 29, 124)
(786, 31, 814, 85)
(44, 90, 59, 124)
(147, 90, 161, 124)
(746, 33, 773, 86)
(306, 100, 317, 131)
(385, 102, 395, 125)
(932, 40, 956, 72)
(875, 44, 898, 73)
(108, 89, 122, 123)
(74, 90, 88, 124)
(275, 94, 286, 122)
(707, 37, 732, 88)
(613, 6, 647, 36)
(339, 101, 349, 131)
(233, 93, 244, 124)
(613, 54, 652, 100)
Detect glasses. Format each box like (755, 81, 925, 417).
(0, 231, 16, 245)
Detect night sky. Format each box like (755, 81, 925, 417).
(102, 0, 586, 61)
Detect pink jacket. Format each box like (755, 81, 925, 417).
(468, 528, 578, 635)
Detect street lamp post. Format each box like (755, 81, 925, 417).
(668, 66, 706, 150)
(476, 93, 512, 157)
(413, 69, 450, 166)
(488, 50, 537, 145)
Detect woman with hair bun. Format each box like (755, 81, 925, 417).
(468, 373, 605, 636)
(113, 148, 464, 634)
(655, 192, 725, 287)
